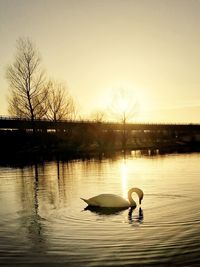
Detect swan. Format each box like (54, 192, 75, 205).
(81, 187, 144, 208)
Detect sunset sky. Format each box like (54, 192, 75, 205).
(1, 0, 200, 123)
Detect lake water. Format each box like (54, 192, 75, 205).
(0, 152, 200, 266)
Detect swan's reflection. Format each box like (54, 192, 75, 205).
(84, 206, 144, 223)
(128, 207, 143, 224)
(84, 205, 128, 215)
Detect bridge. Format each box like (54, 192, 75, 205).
(0, 116, 200, 132)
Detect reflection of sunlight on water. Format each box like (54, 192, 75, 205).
(120, 159, 128, 199)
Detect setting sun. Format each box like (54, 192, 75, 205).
(119, 98, 129, 113)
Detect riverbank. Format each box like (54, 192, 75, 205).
(1, 129, 200, 166)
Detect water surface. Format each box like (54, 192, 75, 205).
(0, 152, 200, 266)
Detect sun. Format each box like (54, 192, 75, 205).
(96, 83, 152, 122)
(108, 87, 139, 122)
(118, 97, 129, 114)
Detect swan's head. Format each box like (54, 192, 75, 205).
(139, 192, 144, 204)
(128, 187, 144, 205)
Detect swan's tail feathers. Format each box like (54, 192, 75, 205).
(80, 198, 89, 204)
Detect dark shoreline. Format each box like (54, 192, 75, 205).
(1, 128, 200, 167)
(1, 144, 200, 167)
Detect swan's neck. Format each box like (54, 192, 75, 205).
(128, 188, 144, 206)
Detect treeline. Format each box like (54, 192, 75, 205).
(1, 122, 200, 164)
(0, 126, 118, 163)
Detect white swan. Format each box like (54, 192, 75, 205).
(81, 187, 144, 208)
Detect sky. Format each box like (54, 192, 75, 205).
(1, 0, 200, 123)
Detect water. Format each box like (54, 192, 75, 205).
(0, 152, 200, 266)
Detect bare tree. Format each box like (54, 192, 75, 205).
(44, 80, 76, 122)
(109, 88, 138, 124)
(90, 110, 106, 122)
(109, 88, 139, 150)
(6, 38, 47, 121)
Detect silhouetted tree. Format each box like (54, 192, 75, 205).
(109, 88, 138, 150)
(88, 110, 105, 150)
(6, 38, 47, 121)
(90, 110, 106, 122)
(44, 80, 76, 122)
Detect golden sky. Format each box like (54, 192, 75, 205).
(1, 0, 200, 123)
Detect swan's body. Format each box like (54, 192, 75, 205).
(81, 187, 143, 208)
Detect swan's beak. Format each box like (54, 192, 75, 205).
(139, 199, 142, 205)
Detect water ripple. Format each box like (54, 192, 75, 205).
(1, 154, 200, 266)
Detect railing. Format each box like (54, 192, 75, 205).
(0, 116, 200, 132)
(0, 115, 199, 125)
